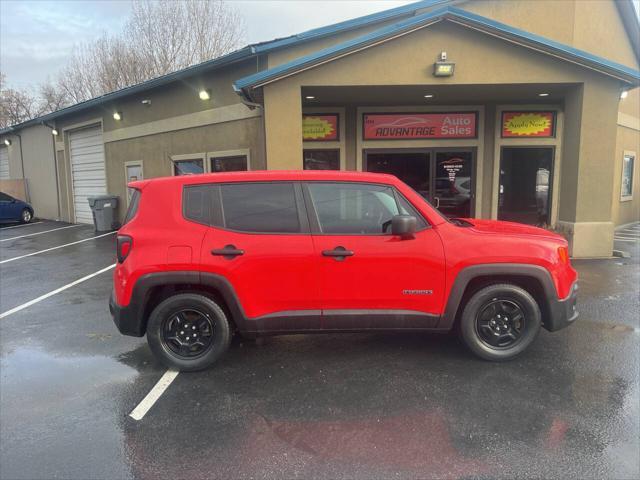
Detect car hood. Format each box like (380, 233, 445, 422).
(459, 219, 565, 242)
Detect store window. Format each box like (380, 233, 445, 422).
(211, 155, 247, 172)
(621, 152, 635, 200)
(173, 158, 204, 176)
(303, 149, 340, 170)
(220, 183, 300, 233)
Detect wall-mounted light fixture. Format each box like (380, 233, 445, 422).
(620, 90, 629, 99)
(3, 139, 11, 146)
(538, 93, 550, 97)
(113, 112, 122, 121)
(433, 52, 455, 77)
(51, 129, 59, 136)
(199, 89, 211, 101)
(305, 95, 316, 100)
(141, 99, 151, 106)
(424, 94, 434, 98)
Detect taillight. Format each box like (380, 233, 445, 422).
(558, 246, 569, 264)
(117, 235, 133, 263)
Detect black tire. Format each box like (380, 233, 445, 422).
(147, 293, 231, 372)
(459, 283, 541, 361)
(20, 208, 33, 223)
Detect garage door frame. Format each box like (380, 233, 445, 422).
(64, 120, 106, 224)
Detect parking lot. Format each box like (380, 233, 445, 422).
(0, 220, 638, 480)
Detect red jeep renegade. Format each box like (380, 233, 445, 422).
(110, 171, 578, 371)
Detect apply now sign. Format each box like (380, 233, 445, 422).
(363, 112, 477, 140)
(502, 111, 555, 137)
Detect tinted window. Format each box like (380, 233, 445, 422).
(211, 155, 247, 172)
(308, 183, 400, 234)
(220, 183, 300, 233)
(303, 149, 340, 170)
(183, 185, 210, 224)
(0, 192, 13, 202)
(122, 189, 140, 225)
(174, 159, 204, 176)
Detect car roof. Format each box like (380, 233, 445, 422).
(129, 170, 401, 189)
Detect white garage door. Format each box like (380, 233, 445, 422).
(69, 125, 106, 224)
(0, 146, 9, 180)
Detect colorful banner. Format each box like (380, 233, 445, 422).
(502, 111, 555, 137)
(363, 113, 477, 140)
(302, 114, 339, 141)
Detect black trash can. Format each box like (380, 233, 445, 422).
(88, 195, 119, 232)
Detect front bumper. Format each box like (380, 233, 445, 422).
(109, 291, 145, 337)
(544, 281, 579, 332)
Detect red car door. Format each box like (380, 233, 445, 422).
(304, 182, 446, 329)
(198, 182, 320, 331)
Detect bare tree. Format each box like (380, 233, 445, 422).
(0, 73, 45, 128)
(57, 0, 245, 103)
(1, 0, 245, 127)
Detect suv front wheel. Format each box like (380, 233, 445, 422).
(459, 283, 541, 361)
(146, 293, 231, 372)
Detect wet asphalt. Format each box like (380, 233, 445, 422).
(0, 220, 638, 480)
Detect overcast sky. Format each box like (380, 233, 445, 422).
(0, 0, 413, 89)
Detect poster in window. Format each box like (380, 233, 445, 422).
(302, 114, 339, 141)
(501, 111, 555, 138)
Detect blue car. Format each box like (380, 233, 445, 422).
(0, 192, 34, 224)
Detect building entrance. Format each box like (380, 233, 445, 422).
(364, 148, 475, 218)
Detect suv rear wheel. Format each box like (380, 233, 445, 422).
(459, 283, 541, 361)
(146, 293, 231, 372)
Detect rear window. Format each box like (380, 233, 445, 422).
(122, 189, 140, 225)
(183, 185, 210, 225)
(220, 183, 300, 233)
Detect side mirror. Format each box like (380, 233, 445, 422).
(391, 215, 416, 239)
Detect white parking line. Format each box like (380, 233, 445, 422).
(0, 231, 116, 264)
(129, 370, 180, 421)
(0, 264, 115, 319)
(1, 224, 82, 242)
(0, 221, 43, 230)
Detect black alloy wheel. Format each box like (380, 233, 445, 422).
(475, 298, 525, 348)
(147, 293, 231, 371)
(161, 308, 214, 359)
(459, 283, 541, 361)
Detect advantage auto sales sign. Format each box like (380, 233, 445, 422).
(363, 113, 477, 140)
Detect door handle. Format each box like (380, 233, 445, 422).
(211, 244, 244, 259)
(322, 246, 354, 261)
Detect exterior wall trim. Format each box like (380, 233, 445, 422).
(617, 112, 640, 131)
(103, 104, 261, 144)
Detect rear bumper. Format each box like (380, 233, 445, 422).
(109, 291, 145, 337)
(544, 281, 579, 332)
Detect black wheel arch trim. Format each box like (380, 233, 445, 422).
(438, 263, 576, 332)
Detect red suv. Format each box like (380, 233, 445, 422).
(110, 171, 578, 371)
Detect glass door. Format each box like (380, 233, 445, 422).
(365, 148, 475, 218)
(498, 147, 554, 226)
(433, 150, 474, 218)
(364, 150, 431, 200)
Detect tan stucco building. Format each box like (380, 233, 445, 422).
(1, 0, 639, 257)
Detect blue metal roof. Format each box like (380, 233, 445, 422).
(251, 0, 453, 53)
(235, 5, 640, 97)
